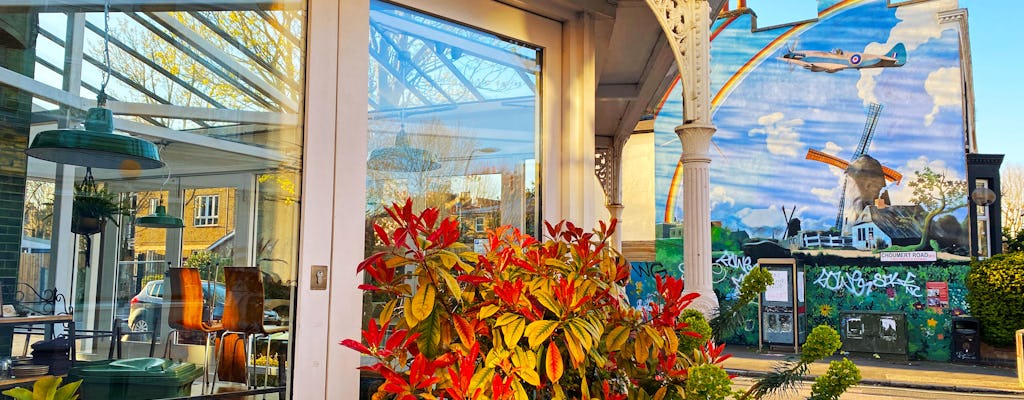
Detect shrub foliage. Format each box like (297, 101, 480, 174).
(965, 252, 1024, 346)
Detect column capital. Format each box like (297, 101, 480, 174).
(675, 123, 716, 159)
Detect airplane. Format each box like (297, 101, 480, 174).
(779, 42, 907, 73)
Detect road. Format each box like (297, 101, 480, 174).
(730, 376, 1023, 399)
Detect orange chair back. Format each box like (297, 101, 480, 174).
(166, 268, 207, 331)
(222, 267, 266, 334)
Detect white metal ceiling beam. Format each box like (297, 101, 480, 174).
(147, 12, 299, 112)
(0, 0, 303, 13)
(0, 65, 285, 162)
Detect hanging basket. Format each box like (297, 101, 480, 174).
(71, 216, 105, 235)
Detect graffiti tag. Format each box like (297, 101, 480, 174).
(812, 269, 922, 297)
(712, 251, 754, 300)
(631, 261, 668, 279)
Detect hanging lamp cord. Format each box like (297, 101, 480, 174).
(97, 0, 112, 106)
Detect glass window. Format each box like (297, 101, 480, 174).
(193, 194, 220, 227)
(364, 0, 541, 254)
(6, 2, 306, 398)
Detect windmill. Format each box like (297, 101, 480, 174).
(805, 103, 903, 232)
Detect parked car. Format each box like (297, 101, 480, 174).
(127, 280, 282, 335)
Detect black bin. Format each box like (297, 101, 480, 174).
(952, 316, 981, 362)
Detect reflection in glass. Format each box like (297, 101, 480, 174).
(365, 0, 541, 255)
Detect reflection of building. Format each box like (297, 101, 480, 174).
(849, 205, 925, 250)
(656, 222, 685, 238)
(449, 193, 501, 242)
(133, 188, 237, 260)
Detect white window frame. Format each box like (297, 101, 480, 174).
(976, 179, 991, 259)
(193, 194, 220, 227)
(297, 0, 590, 398)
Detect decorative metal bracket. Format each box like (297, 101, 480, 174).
(595, 145, 622, 206)
(16, 283, 70, 316)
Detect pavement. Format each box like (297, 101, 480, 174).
(722, 346, 1024, 395)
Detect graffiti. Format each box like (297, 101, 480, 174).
(712, 251, 755, 300)
(812, 269, 922, 297)
(631, 261, 668, 279)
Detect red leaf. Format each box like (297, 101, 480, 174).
(339, 339, 371, 354)
(357, 252, 385, 273)
(357, 284, 382, 292)
(456, 275, 491, 285)
(373, 224, 391, 246)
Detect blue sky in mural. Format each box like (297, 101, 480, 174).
(751, 0, 1024, 166)
(656, 0, 970, 237)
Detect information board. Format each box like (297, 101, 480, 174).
(758, 258, 805, 351)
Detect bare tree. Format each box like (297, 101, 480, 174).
(1001, 164, 1024, 236)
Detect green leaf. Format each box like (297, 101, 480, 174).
(534, 292, 561, 316)
(526, 320, 559, 349)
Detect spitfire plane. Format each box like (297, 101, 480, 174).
(780, 43, 907, 73)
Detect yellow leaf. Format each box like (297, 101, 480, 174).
(526, 320, 560, 349)
(664, 329, 679, 354)
(516, 366, 541, 387)
(479, 304, 500, 320)
(378, 299, 397, 326)
(534, 292, 561, 316)
(567, 319, 593, 352)
(406, 284, 436, 326)
(563, 330, 585, 367)
(437, 269, 463, 300)
(634, 333, 650, 365)
(437, 251, 459, 269)
(643, 326, 665, 348)
(605, 326, 629, 352)
(470, 368, 494, 394)
(503, 316, 526, 348)
(512, 379, 529, 399)
(653, 386, 667, 400)
(544, 341, 564, 382)
(496, 313, 520, 327)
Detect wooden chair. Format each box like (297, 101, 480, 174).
(165, 267, 223, 393)
(217, 267, 288, 391)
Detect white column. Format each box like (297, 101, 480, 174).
(677, 123, 718, 314)
(646, 0, 719, 315)
(606, 203, 624, 250)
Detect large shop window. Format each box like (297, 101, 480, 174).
(362, 0, 542, 347)
(4, 2, 305, 398)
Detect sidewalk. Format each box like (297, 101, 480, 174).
(722, 346, 1024, 395)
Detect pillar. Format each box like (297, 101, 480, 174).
(677, 123, 717, 314)
(646, 0, 719, 315)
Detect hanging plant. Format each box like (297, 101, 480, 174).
(71, 170, 131, 235)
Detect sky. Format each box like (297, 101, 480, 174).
(747, 0, 1024, 167)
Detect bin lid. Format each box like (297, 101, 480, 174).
(72, 358, 198, 379)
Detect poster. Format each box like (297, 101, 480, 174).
(765, 270, 790, 302)
(926, 281, 949, 312)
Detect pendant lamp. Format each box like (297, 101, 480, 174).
(367, 117, 439, 172)
(135, 201, 184, 229)
(25, 1, 164, 170)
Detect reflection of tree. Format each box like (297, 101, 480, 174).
(23, 179, 54, 239)
(904, 167, 967, 250)
(104, 11, 303, 123)
(1001, 164, 1024, 238)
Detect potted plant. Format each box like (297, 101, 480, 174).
(71, 176, 131, 235)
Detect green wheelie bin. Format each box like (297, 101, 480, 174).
(68, 358, 203, 400)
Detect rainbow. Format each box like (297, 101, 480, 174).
(662, 0, 869, 222)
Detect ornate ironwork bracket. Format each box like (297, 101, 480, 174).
(16, 283, 70, 316)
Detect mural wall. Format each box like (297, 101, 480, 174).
(645, 0, 974, 361)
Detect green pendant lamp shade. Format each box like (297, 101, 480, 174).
(367, 124, 439, 172)
(136, 204, 184, 229)
(26, 107, 165, 170)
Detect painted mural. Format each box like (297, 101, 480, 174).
(640, 0, 975, 361)
(655, 0, 971, 259)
